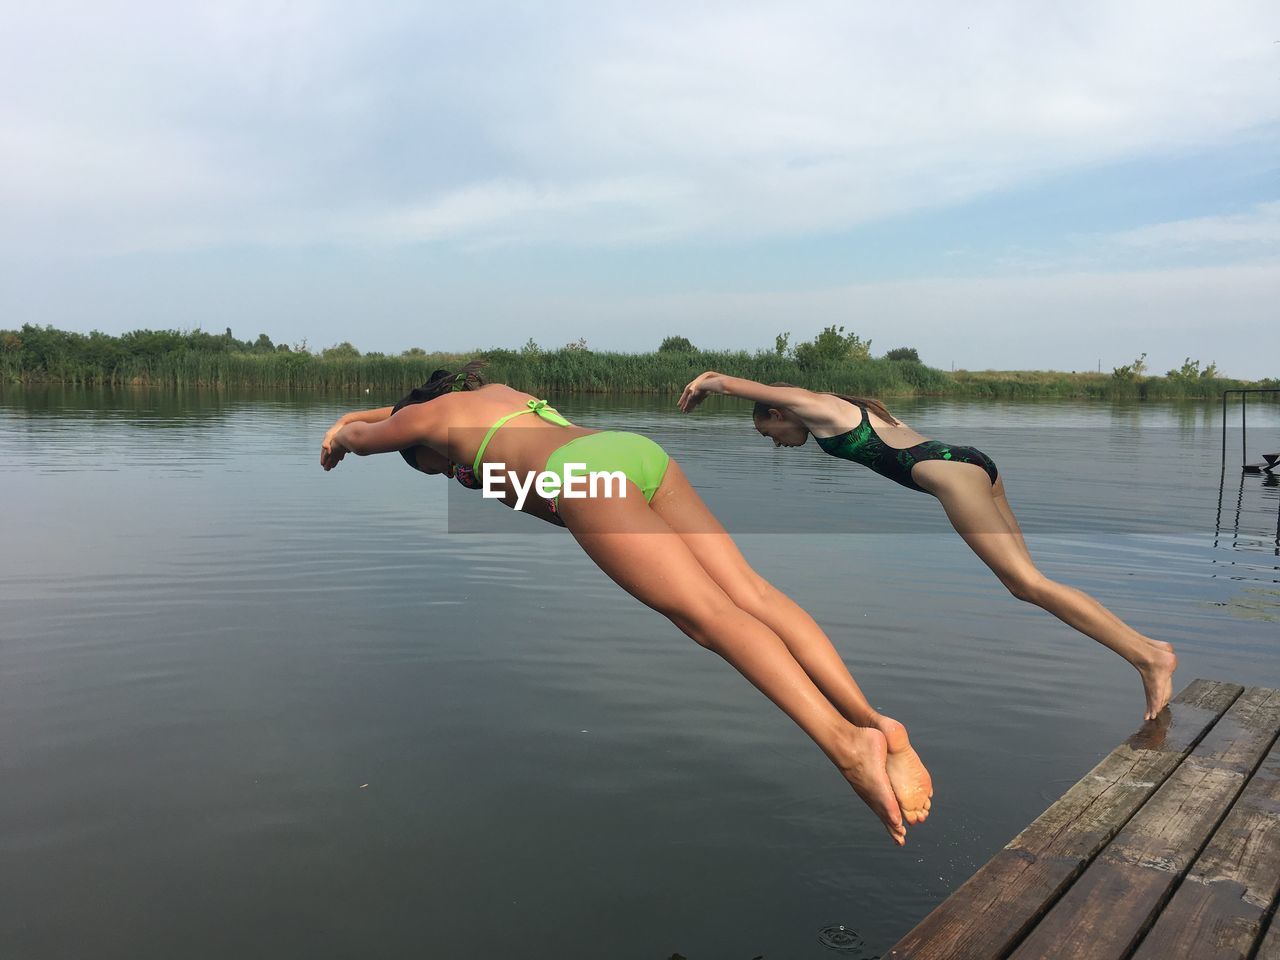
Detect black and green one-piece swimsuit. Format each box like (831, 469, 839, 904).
(815, 402, 998, 496)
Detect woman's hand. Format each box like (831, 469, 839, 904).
(321, 417, 349, 471)
(678, 371, 726, 412)
(321, 437, 348, 471)
(319, 405, 403, 469)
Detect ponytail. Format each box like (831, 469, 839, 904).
(392, 358, 488, 468)
(392, 358, 488, 415)
(827, 392, 899, 426)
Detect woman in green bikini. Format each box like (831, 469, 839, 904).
(678, 371, 1178, 722)
(321, 362, 930, 845)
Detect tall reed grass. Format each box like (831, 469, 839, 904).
(3, 335, 1273, 400)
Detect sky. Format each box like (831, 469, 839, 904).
(2, 1, 1277, 377)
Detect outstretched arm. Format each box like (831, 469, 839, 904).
(678, 372, 844, 427)
(321, 406, 395, 469)
(322, 403, 439, 470)
(339, 406, 396, 425)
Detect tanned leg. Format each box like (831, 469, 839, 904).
(649, 462, 930, 825)
(915, 462, 1177, 721)
(559, 479, 908, 844)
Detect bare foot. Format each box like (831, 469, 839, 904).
(873, 716, 933, 825)
(834, 725, 907, 845)
(1138, 640, 1177, 721)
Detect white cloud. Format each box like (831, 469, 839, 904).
(1108, 202, 1280, 252)
(1, 2, 1276, 378)
(1, 1, 1277, 254)
(360, 176, 690, 247)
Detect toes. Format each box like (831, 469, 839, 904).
(900, 804, 930, 825)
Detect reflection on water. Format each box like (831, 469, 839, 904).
(1214, 456, 1280, 602)
(1, 386, 1278, 960)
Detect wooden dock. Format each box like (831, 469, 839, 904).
(887, 679, 1280, 960)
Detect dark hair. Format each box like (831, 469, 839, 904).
(393, 358, 488, 469)
(751, 381, 899, 426)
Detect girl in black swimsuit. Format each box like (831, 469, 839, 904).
(679, 371, 1178, 722)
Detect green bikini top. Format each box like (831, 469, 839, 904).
(470, 398, 572, 474)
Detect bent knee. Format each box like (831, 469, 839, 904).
(667, 594, 743, 649)
(1001, 572, 1051, 604)
(722, 573, 776, 617)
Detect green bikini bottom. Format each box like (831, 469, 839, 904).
(543, 431, 671, 511)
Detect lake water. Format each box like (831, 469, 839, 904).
(2, 387, 1278, 959)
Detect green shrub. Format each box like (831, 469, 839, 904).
(658, 335, 695, 353)
(794, 325, 872, 367)
(1112, 352, 1148, 381)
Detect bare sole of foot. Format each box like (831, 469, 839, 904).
(837, 726, 907, 845)
(874, 716, 933, 825)
(1139, 640, 1177, 721)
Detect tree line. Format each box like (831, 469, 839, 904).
(2, 322, 1272, 400)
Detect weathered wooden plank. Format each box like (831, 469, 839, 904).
(883, 849, 1080, 960)
(1257, 914, 1280, 960)
(884, 679, 1243, 960)
(1129, 740, 1280, 960)
(1007, 686, 1280, 960)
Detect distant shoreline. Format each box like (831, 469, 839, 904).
(2, 325, 1274, 400)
